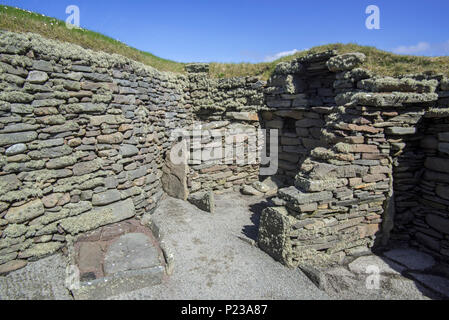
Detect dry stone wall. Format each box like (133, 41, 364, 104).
(258, 52, 449, 268)
(0, 31, 190, 266)
(183, 66, 265, 194)
(0, 31, 269, 269)
(260, 51, 339, 184)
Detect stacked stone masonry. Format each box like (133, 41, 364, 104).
(258, 51, 449, 269)
(185, 66, 265, 194)
(0, 31, 267, 267)
(0, 31, 190, 265)
(1, 30, 449, 272)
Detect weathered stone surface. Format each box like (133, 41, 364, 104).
(188, 191, 215, 213)
(28, 145, 73, 160)
(408, 273, 449, 298)
(73, 266, 164, 300)
(92, 189, 121, 206)
(425, 214, 449, 235)
(337, 92, 438, 107)
(59, 198, 135, 235)
(0, 131, 37, 146)
(279, 186, 333, 205)
(97, 132, 124, 144)
(383, 248, 435, 271)
(241, 185, 263, 196)
(185, 63, 209, 73)
(261, 176, 284, 196)
(162, 141, 188, 201)
(0, 260, 27, 275)
(425, 157, 449, 174)
(90, 115, 127, 126)
(3, 224, 28, 238)
(61, 103, 107, 114)
(103, 232, 161, 275)
(226, 112, 259, 121)
(41, 193, 62, 208)
(5, 199, 45, 224)
(46, 156, 77, 169)
(348, 255, 404, 275)
(26, 71, 48, 84)
(359, 77, 437, 93)
(127, 167, 147, 181)
(0, 174, 21, 196)
(5, 143, 27, 156)
(258, 206, 293, 266)
(295, 176, 347, 192)
(119, 144, 139, 157)
(19, 242, 64, 260)
(326, 53, 366, 72)
(252, 181, 271, 193)
(385, 127, 416, 135)
(42, 121, 79, 133)
(73, 160, 101, 176)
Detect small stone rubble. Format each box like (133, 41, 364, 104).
(301, 247, 449, 299)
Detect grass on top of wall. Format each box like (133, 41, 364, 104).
(1, 5, 449, 80)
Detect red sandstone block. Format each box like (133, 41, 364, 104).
(363, 174, 387, 183)
(344, 136, 365, 144)
(362, 153, 387, 160)
(358, 224, 380, 238)
(352, 144, 379, 153)
(370, 165, 391, 175)
(349, 178, 362, 186)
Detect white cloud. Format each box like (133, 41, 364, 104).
(393, 40, 449, 56)
(393, 42, 431, 54)
(264, 49, 303, 62)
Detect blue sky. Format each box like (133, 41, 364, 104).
(1, 0, 449, 63)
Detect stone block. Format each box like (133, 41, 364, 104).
(59, 198, 136, 235)
(425, 157, 449, 174)
(326, 53, 366, 72)
(0, 131, 37, 146)
(5, 199, 45, 224)
(188, 191, 215, 213)
(278, 186, 333, 205)
(92, 189, 121, 206)
(383, 248, 435, 271)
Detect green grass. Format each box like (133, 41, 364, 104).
(1, 5, 449, 80)
(0, 5, 186, 74)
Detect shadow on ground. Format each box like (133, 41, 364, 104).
(242, 197, 273, 242)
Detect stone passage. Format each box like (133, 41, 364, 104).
(1, 28, 449, 286)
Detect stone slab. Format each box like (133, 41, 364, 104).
(408, 273, 449, 298)
(383, 248, 435, 271)
(188, 191, 215, 213)
(72, 266, 164, 300)
(348, 255, 405, 275)
(104, 233, 161, 275)
(59, 198, 135, 235)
